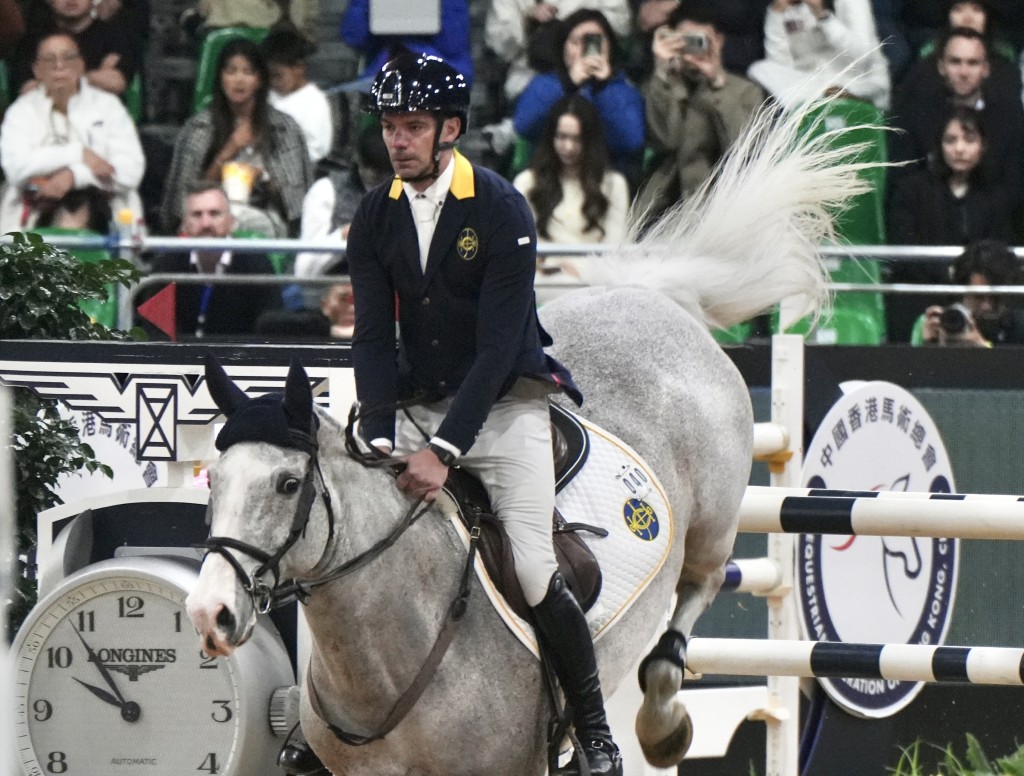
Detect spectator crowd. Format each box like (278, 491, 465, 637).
(3, 0, 1024, 343)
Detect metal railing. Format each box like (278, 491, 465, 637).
(6, 232, 1021, 264)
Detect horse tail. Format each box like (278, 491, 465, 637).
(590, 95, 881, 330)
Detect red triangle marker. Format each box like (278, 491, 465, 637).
(137, 283, 177, 341)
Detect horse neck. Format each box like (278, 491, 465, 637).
(300, 450, 464, 724)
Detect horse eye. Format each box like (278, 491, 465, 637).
(276, 474, 301, 495)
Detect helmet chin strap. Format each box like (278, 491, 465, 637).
(398, 115, 455, 185)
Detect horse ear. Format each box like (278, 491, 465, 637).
(283, 358, 313, 432)
(204, 354, 249, 417)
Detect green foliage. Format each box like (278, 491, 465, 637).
(0, 231, 140, 339)
(1, 232, 140, 637)
(892, 736, 1024, 776)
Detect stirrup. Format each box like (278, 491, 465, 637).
(554, 738, 623, 776)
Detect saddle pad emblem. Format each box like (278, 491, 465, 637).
(457, 228, 479, 261)
(623, 498, 659, 541)
(449, 413, 672, 658)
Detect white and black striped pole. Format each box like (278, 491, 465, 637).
(739, 487, 1024, 540)
(687, 638, 1024, 686)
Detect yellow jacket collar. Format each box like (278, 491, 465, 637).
(388, 150, 475, 200)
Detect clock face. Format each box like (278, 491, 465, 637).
(13, 561, 243, 776)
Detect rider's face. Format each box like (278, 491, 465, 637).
(380, 111, 460, 184)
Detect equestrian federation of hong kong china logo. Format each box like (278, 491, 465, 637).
(799, 381, 959, 719)
(457, 228, 478, 261)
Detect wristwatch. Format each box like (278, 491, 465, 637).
(426, 442, 457, 467)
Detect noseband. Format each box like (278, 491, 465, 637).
(199, 427, 338, 613)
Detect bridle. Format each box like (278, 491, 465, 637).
(198, 400, 481, 746)
(198, 415, 437, 614)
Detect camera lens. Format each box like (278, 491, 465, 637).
(939, 306, 969, 335)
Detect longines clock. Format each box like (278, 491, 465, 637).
(11, 555, 294, 776)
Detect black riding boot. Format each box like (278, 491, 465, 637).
(531, 572, 623, 776)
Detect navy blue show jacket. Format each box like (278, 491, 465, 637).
(347, 150, 581, 453)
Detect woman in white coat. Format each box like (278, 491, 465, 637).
(0, 33, 144, 233)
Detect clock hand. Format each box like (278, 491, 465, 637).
(71, 625, 126, 705)
(70, 625, 141, 721)
(73, 676, 122, 708)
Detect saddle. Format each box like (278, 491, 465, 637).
(441, 404, 605, 620)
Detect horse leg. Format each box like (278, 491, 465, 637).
(634, 562, 727, 768)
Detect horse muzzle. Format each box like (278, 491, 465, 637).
(186, 556, 258, 655)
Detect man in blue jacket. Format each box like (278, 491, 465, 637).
(346, 52, 622, 776)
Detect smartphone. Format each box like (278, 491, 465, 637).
(682, 32, 708, 54)
(582, 32, 603, 57)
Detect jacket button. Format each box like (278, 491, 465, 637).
(431, 339, 439, 347)
(438, 381, 447, 390)
(422, 297, 430, 305)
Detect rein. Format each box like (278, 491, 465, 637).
(201, 398, 482, 746)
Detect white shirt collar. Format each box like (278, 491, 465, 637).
(189, 250, 233, 272)
(402, 154, 455, 208)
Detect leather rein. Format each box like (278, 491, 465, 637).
(198, 400, 482, 746)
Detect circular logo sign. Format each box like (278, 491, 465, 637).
(799, 381, 959, 718)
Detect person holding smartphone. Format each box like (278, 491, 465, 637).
(634, 5, 764, 223)
(513, 8, 645, 179)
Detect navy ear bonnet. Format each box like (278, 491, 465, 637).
(204, 355, 318, 456)
(214, 394, 319, 454)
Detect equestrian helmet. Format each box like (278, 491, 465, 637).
(369, 52, 470, 137)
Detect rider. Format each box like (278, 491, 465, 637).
(346, 51, 624, 776)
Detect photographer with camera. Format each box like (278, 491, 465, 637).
(513, 8, 645, 178)
(747, 0, 890, 109)
(634, 3, 764, 223)
(918, 240, 1024, 347)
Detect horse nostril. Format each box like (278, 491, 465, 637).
(216, 605, 237, 635)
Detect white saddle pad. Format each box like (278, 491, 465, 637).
(444, 413, 673, 658)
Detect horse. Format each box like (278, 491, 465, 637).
(186, 96, 876, 775)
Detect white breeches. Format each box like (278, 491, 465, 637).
(395, 378, 559, 606)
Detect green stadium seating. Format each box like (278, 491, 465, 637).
(0, 60, 9, 115)
(712, 322, 752, 346)
(507, 136, 533, 179)
(123, 72, 143, 122)
(233, 228, 288, 274)
(778, 306, 884, 345)
(774, 98, 890, 342)
(910, 314, 927, 346)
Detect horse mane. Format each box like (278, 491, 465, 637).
(585, 92, 882, 330)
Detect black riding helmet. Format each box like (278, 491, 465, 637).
(369, 51, 471, 181)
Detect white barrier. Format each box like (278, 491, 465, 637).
(687, 638, 1024, 686)
(737, 490, 1024, 540)
(703, 334, 1024, 776)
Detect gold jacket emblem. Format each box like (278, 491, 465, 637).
(457, 228, 479, 261)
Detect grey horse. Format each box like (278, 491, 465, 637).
(186, 96, 875, 775)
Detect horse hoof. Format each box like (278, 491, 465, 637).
(635, 701, 693, 769)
